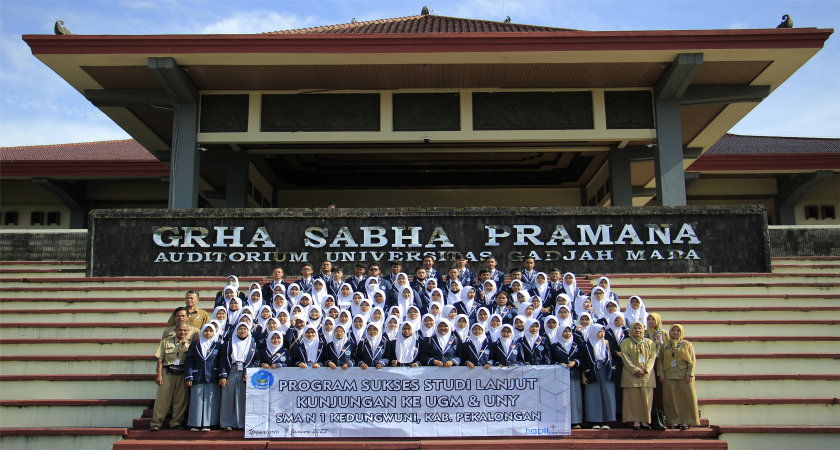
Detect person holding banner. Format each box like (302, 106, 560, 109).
(389, 322, 420, 367)
(291, 325, 323, 368)
(491, 324, 520, 367)
(463, 323, 492, 369)
(419, 318, 461, 367)
(581, 324, 617, 430)
(260, 330, 291, 368)
(219, 323, 258, 431)
(519, 319, 550, 365)
(357, 323, 390, 369)
(325, 324, 356, 369)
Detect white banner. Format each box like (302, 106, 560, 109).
(245, 366, 570, 439)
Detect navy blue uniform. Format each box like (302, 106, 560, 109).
(491, 339, 521, 367)
(419, 335, 461, 366)
(324, 340, 357, 368)
(289, 340, 324, 367)
(355, 338, 390, 367)
(462, 337, 493, 367)
(184, 340, 221, 384)
(259, 347, 291, 368)
(219, 338, 259, 379)
(518, 335, 551, 365)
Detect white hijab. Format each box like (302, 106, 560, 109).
(405, 306, 422, 330)
(588, 323, 608, 361)
(370, 289, 388, 310)
(301, 325, 320, 363)
(369, 306, 386, 329)
(311, 279, 329, 307)
(423, 277, 438, 295)
(231, 324, 252, 363)
(524, 318, 540, 349)
(624, 296, 648, 327)
(508, 280, 525, 305)
(198, 323, 215, 358)
(574, 294, 594, 318)
(396, 285, 416, 312)
(210, 320, 224, 342)
(556, 305, 575, 331)
(307, 305, 323, 329)
(488, 314, 504, 342)
(350, 293, 365, 316)
(266, 330, 284, 357)
(606, 311, 626, 341)
(562, 272, 578, 300)
(358, 299, 373, 322)
(247, 289, 263, 312)
(222, 285, 237, 309)
(469, 323, 487, 350)
(212, 306, 228, 333)
(453, 314, 471, 342)
(590, 286, 608, 319)
(351, 314, 367, 342)
(429, 288, 445, 307)
(578, 312, 593, 341)
(595, 276, 612, 299)
(441, 305, 457, 322)
(543, 315, 560, 344)
(396, 322, 418, 364)
(365, 279, 381, 299)
(226, 298, 243, 326)
(476, 307, 490, 330)
(482, 280, 497, 306)
(271, 294, 288, 314)
(499, 324, 515, 355)
(534, 272, 549, 301)
(420, 313, 437, 338)
(459, 286, 477, 312)
(332, 324, 350, 354)
(385, 317, 400, 341)
(256, 305, 273, 331)
(337, 310, 353, 329)
(513, 314, 527, 341)
(559, 325, 574, 352)
(446, 281, 463, 306)
(337, 283, 355, 308)
(286, 283, 303, 306)
(365, 322, 383, 351)
(275, 311, 290, 334)
(518, 302, 535, 320)
(435, 318, 452, 350)
(225, 275, 240, 292)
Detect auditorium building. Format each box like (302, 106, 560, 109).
(0, 9, 838, 450)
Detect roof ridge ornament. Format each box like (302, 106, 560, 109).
(421, 6, 430, 15)
(54, 20, 72, 35)
(777, 14, 793, 28)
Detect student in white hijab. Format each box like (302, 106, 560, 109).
(487, 313, 504, 342)
(364, 278, 381, 300)
(350, 314, 367, 344)
(293, 324, 322, 368)
(405, 306, 422, 331)
(391, 322, 420, 367)
(476, 307, 491, 331)
(384, 316, 401, 341)
(583, 323, 616, 429)
(226, 297, 244, 328)
(247, 289, 263, 313)
(219, 322, 256, 431)
(310, 279, 329, 308)
(624, 296, 648, 328)
(453, 314, 471, 344)
(370, 289, 389, 311)
(556, 305, 575, 332)
(286, 283, 303, 306)
(420, 313, 437, 339)
(336, 283, 355, 309)
(481, 280, 498, 307)
(446, 280, 463, 306)
(350, 292, 365, 316)
(493, 324, 519, 367)
(534, 272, 550, 303)
(543, 315, 560, 343)
(464, 323, 491, 369)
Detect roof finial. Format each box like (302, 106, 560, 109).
(776, 14, 793, 28)
(54, 20, 72, 35)
(504, 16, 511, 23)
(421, 6, 430, 15)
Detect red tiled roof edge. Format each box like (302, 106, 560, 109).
(0, 139, 157, 162)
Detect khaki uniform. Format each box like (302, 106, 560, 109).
(166, 308, 210, 330)
(620, 337, 657, 423)
(161, 324, 200, 342)
(152, 336, 193, 428)
(657, 340, 700, 426)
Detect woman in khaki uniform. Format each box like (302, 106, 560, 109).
(620, 321, 657, 430)
(645, 312, 668, 412)
(657, 324, 700, 430)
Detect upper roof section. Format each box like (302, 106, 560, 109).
(0, 139, 156, 162)
(707, 133, 840, 155)
(264, 14, 576, 35)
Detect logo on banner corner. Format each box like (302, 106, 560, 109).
(251, 370, 273, 390)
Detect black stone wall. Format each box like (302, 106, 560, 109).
(0, 231, 87, 261)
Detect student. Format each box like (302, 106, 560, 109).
(520, 256, 538, 289)
(419, 314, 437, 340)
(183, 324, 220, 432)
(384, 316, 401, 342)
(505, 268, 523, 292)
(224, 299, 243, 340)
(348, 263, 367, 292)
(327, 267, 344, 298)
(219, 323, 258, 431)
(453, 254, 476, 287)
(393, 285, 421, 316)
(365, 278, 386, 302)
(454, 286, 479, 322)
(389, 322, 420, 367)
(285, 315, 307, 349)
(297, 263, 315, 294)
(215, 275, 245, 308)
(357, 299, 373, 322)
(215, 285, 238, 309)
(575, 312, 594, 347)
(621, 321, 657, 430)
(519, 319, 549, 365)
(556, 304, 574, 332)
(297, 293, 313, 313)
(442, 304, 458, 323)
(337, 309, 352, 330)
(606, 311, 628, 413)
(311, 279, 329, 308)
(518, 302, 537, 322)
(491, 324, 520, 367)
(363, 263, 392, 293)
(317, 260, 333, 284)
(419, 318, 460, 367)
(335, 283, 355, 309)
(308, 305, 323, 329)
(463, 323, 492, 369)
(291, 325, 323, 368)
(512, 315, 527, 341)
(260, 330, 291, 368)
(254, 306, 276, 349)
(270, 294, 289, 317)
(286, 284, 302, 307)
(275, 311, 290, 337)
(588, 287, 609, 321)
(322, 295, 336, 312)
(262, 267, 288, 303)
(490, 292, 516, 325)
(479, 280, 497, 307)
(483, 256, 505, 287)
(657, 324, 700, 430)
(475, 307, 490, 331)
(324, 324, 355, 369)
(211, 307, 228, 344)
(422, 255, 444, 288)
(532, 272, 550, 306)
(349, 315, 367, 345)
(320, 317, 335, 344)
(325, 306, 340, 322)
(507, 280, 527, 307)
(575, 296, 598, 321)
(151, 322, 193, 431)
(598, 300, 621, 327)
(487, 314, 503, 343)
(385, 261, 404, 286)
(404, 306, 422, 329)
(445, 267, 461, 293)
(246, 289, 263, 314)
(582, 323, 616, 429)
(593, 276, 619, 305)
(419, 278, 438, 308)
(530, 296, 546, 323)
(452, 314, 471, 345)
(545, 268, 564, 313)
(412, 267, 428, 295)
(548, 324, 583, 429)
(357, 323, 390, 369)
(561, 273, 585, 317)
(624, 296, 648, 328)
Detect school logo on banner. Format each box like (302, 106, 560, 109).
(251, 370, 274, 390)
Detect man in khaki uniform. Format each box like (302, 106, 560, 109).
(166, 290, 210, 330)
(151, 322, 193, 431)
(162, 307, 200, 341)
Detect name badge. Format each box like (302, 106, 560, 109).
(237, 362, 244, 370)
(639, 355, 645, 364)
(671, 360, 677, 367)
(174, 358, 180, 365)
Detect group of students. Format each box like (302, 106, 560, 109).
(155, 256, 699, 433)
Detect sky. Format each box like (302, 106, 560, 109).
(0, 0, 838, 147)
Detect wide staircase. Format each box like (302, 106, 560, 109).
(0, 258, 838, 450)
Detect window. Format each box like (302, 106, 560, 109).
(253, 189, 263, 204)
(822, 205, 836, 220)
(804, 205, 819, 220)
(30, 211, 44, 226)
(47, 211, 61, 226)
(3, 211, 18, 226)
(262, 197, 271, 208)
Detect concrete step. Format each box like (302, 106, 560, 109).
(771, 257, 840, 265)
(0, 399, 151, 428)
(716, 426, 840, 450)
(0, 428, 126, 450)
(699, 399, 839, 426)
(1, 298, 190, 310)
(695, 354, 840, 375)
(0, 309, 177, 323)
(0, 261, 85, 270)
(693, 375, 840, 399)
(593, 273, 839, 284)
(0, 375, 157, 400)
(773, 265, 840, 273)
(640, 294, 840, 308)
(689, 336, 840, 354)
(0, 339, 158, 356)
(0, 355, 156, 375)
(0, 276, 265, 289)
(0, 268, 87, 278)
(647, 307, 840, 321)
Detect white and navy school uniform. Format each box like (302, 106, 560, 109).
(491, 304, 516, 325)
(219, 338, 258, 378)
(261, 280, 288, 305)
(546, 281, 564, 312)
(215, 291, 246, 308)
(454, 300, 479, 324)
(491, 338, 521, 367)
(324, 339, 356, 368)
(521, 270, 537, 289)
(387, 338, 420, 367)
(356, 337, 390, 367)
(290, 338, 324, 367)
(260, 346, 291, 368)
(463, 336, 493, 367)
(284, 327, 303, 350)
(184, 334, 221, 428)
(419, 334, 461, 366)
(327, 278, 343, 298)
(488, 269, 505, 287)
(297, 277, 314, 294)
(548, 338, 584, 424)
(456, 267, 477, 288)
(519, 334, 550, 366)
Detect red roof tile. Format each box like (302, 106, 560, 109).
(0, 139, 157, 162)
(706, 133, 840, 155)
(264, 14, 577, 35)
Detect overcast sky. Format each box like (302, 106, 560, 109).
(1, 0, 838, 147)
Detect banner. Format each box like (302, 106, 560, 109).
(245, 366, 570, 439)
